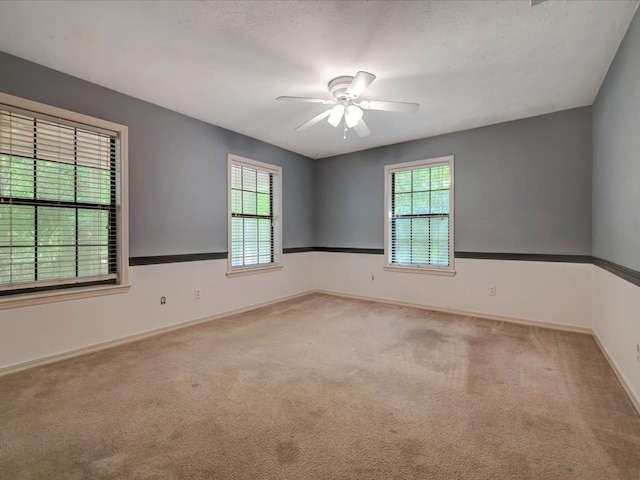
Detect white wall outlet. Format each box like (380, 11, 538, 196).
(488, 286, 496, 296)
(194, 289, 201, 300)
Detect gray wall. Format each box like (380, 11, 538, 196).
(593, 9, 640, 271)
(315, 107, 593, 255)
(0, 50, 596, 259)
(0, 51, 315, 257)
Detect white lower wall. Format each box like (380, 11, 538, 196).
(313, 252, 592, 331)
(0, 252, 314, 371)
(592, 266, 640, 406)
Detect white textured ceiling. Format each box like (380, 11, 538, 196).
(0, 0, 637, 159)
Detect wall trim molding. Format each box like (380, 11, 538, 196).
(455, 252, 592, 263)
(129, 251, 640, 287)
(312, 249, 640, 288)
(592, 332, 640, 417)
(129, 252, 227, 265)
(312, 247, 385, 254)
(592, 257, 640, 288)
(0, 290, 312, 378)
(129, 248, 314, 266)
(313, 289, 592, 334)
(283, 247, 316, 254)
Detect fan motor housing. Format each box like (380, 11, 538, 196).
(328, 76, 355, 100)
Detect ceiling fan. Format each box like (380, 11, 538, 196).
(276, 71, 419, 138)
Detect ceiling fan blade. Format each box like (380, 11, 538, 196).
(277, 96, 336, 105)
(295, 109, 332, 131)
(345, 71, 376, 99)
(353, 118, 371, 137)
(358, 100, 419, 113)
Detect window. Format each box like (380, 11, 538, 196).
(227, 154, 282, 275)
(0, 92, 128, 305)
(384, 156, 454, 275)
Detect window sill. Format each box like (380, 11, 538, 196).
(383, 265, 456, 277)
(226, 264, 283, 278)
(0, 284, 131, 311)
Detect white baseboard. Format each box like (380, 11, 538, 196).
(592, 332, 640, 417)
(314, 289, 593, 334)
(0, 290, 313, 378)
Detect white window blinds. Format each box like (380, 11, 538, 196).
(386, 157, 454, 271)
(0, 107, 120, 292)
(228, 156, 281, 270)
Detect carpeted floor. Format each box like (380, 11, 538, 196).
(1, 293, 639, 479)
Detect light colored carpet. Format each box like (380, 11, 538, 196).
(0, 293, 639, 479)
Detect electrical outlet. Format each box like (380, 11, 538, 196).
(371, 274, 375, 282)
(160, 296, 166, 305)
(194, 289, 201, 300)
(488, 286, 496, 296)
(636, 343, 640, 363)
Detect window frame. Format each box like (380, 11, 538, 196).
(384, 155, 455, 276)
(0, 92, 129, 309)
(226, 154, 282, 277)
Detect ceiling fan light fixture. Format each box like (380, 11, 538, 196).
(327, 104, 345, 127)
(345, 105, 363, 128)
(276, 70, 419, 138)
